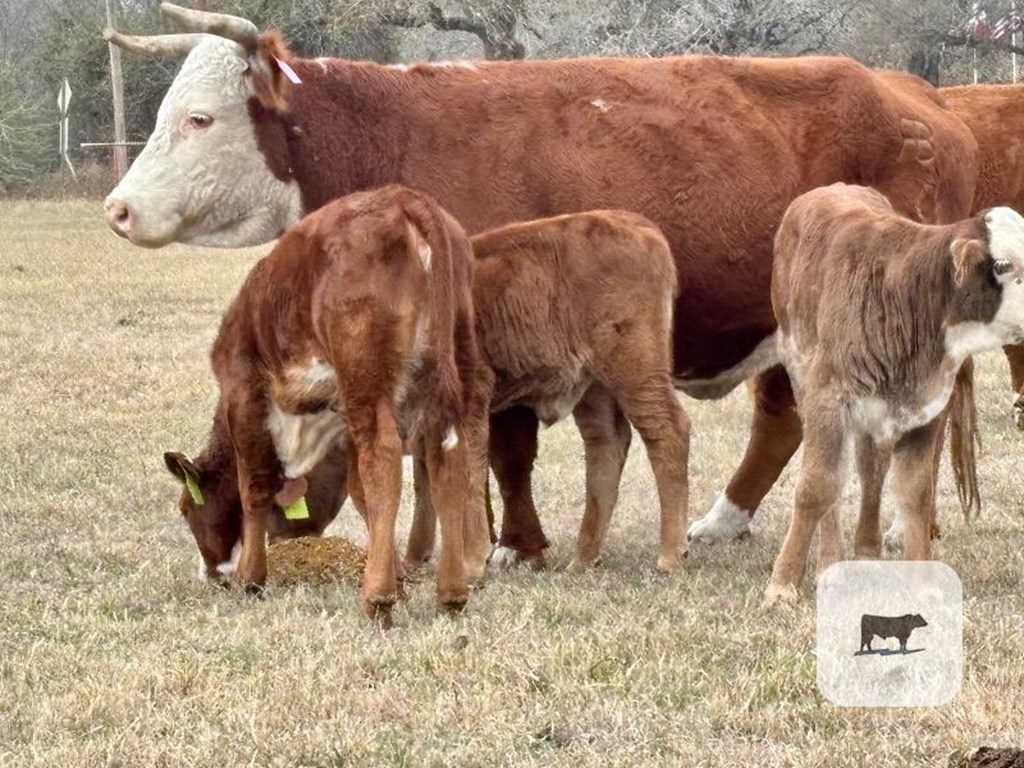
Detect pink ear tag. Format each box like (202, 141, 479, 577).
(274, 56, 302, 85)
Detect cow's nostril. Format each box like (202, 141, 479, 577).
(104, 198, 133, 236)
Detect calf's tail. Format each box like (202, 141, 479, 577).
(949, 358, 981, 520)
(403, 193, 468, 446)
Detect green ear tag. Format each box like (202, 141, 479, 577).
(283, 495, 310, 520)
(184, 474, 204, 506)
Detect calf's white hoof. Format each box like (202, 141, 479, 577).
(763, 581, 799, 607)
(883, 519, 905, 552)
(687, 494, 752, 542)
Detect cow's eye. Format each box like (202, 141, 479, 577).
(187, 113, 213, 130)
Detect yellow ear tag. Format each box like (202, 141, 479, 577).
(283, 495, 310, 520)
(184, 474, 204, 506)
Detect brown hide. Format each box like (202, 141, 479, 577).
(766, 183, 1004, 599)
(250, 42, 979, 382)
(206, 185, 490, 623)
(469, 211, 689, 571)
(941, 82, 1024, 425)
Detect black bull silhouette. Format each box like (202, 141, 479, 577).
(859, 613, 929, 653)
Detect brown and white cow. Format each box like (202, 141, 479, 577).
(408, 210, 689, 572)
(765, 183, 1024, 603)
(103, 5, 979, 557)
(169, 210, 687, 576)
(940, 82, 1024, 431)
(201, 184, 492, 625)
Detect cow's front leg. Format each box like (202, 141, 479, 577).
(404, 456, 436, 568)
(765, 394, 845, 605)
(892, 423, 940, 562)
(349, 400, 404, 627)
(489, 406, 548, 569)
(567, 385, 632, 573)
(689, 366, 802, 543)
(854, 433, 891, 560)
(226, 396, 278, 594)
(1004, 344, 1024, 430)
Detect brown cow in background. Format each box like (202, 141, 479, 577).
(941, 83, 1024, 431)
(767, 183, 1024, 603)
(196, 185, 492, 625)
(105, 6, 980, 561)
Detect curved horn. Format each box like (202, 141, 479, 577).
(103, 28, 208, 58)
(160, 3, 258, 52)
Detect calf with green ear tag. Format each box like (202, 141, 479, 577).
(163, 405, 348, 585)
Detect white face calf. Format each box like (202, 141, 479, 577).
(103, 34, 301, 247)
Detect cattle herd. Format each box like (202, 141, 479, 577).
(100, 3, 1024, 625)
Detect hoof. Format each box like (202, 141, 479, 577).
(437, 589, 470, 615)
(882, 523, 904, 552)
(489, 545, 546, 571)
(566, 555, 600, 574)
(1014, 397, 1024, 431)
(241, 581, 266, 598)
(363, 598, 396, 629)
(763, 581, 799, 607)
(656, 550, 685, 573)
(687, 495, 752, 543)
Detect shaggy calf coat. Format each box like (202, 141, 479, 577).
(169, 210, 687, 577)
(407, 211, 690, 573)
(766, 183, 1024, 603)
(188, 185, 492, 624)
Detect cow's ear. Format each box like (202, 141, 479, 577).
(246, 31, 293, 114)
(164, 451, 200, 484)
(950, 238, 987, 286)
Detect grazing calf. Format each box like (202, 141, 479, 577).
(766, 183, 1024, 603)
(406, 211, 690, 573)
(197, 185, 491, 624)
(163, 402, 347, 582)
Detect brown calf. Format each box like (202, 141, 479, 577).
(766, 183, 1024, 604)
(164, 402, 346, 582)
(406, 211, 690, 573)
(199, 185, 491, 624)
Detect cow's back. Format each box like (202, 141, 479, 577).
(288, 55, 977, 380)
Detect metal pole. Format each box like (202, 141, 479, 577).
(105, 0, 128, 181)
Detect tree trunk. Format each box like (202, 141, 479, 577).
(908, 48, 941, 87)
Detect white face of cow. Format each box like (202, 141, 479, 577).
(103, 37, 302, 248)
(984, 206, 1024, 340)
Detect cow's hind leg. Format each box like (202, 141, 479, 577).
(567, 384, 632, 573)
(892, 423, 940, 562)
(489, 406, 549, 569)
(688, 366, 802, 542)
(424, 434, 471, 613)
(765, 395, 846, 604)
(349, 400, 404, 627)
(611, 374, 691, 573)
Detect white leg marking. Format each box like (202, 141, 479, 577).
(215, 540, 243, 576)
(442, 426, 459, 452)
(488, 545, 520, 570)
(883, 512, 907, 551)
(687, 493, 752, 542)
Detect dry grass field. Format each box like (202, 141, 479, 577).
(1, 199, 1023, 767)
